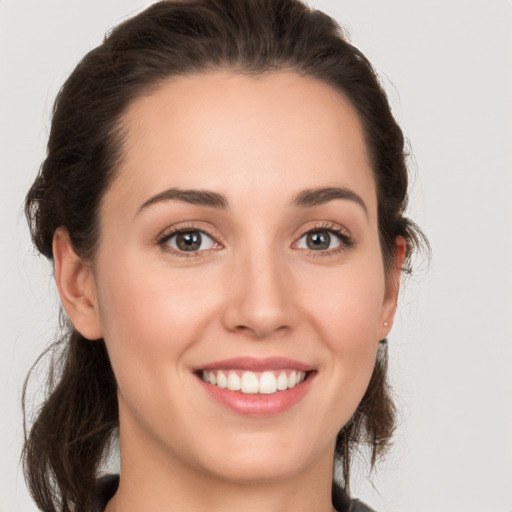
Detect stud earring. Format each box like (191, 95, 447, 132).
(383, 321, 389, 327)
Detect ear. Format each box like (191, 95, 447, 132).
(379, 236, 407, 339)
(53, 227, 103, 340)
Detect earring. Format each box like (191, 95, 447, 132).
(383, 321, 389, 327)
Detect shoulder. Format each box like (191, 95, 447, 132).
(94, 474, 120, 512)
(347, 498, 377, 512)
(332, 483, 377, 512)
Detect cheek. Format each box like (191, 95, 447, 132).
(93, 257, 222, 426)
(289, 263, 385, 440)
(299, 260, 385, 389)
(96, 254, 218, 347)
(302, 262, 386, 339)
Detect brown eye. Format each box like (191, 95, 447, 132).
(297, 230, 342, 251)
(165, 230, 216, 252)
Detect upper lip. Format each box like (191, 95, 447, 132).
(195, 356, 313, 372)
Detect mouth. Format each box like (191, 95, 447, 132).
(194, 357, 315, 416)
(199, 369, 309, 395)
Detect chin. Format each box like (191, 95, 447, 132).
(187, 429, 332, 484)
(198, 454, 310, 484)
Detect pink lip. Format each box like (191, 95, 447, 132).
(198, 376, 314, 417)
(194, 357, 316, 417)
(195, 356, 313, 372)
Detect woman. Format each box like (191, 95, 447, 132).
(23, 0, 425, 511)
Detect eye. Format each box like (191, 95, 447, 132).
(296, 228, 349, 252)
(163, 229, 218, 253)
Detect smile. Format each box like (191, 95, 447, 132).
(201, 369, 307, 395)
(195, 357, 315, 416)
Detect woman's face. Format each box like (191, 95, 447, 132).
(82, 71, 401, 483)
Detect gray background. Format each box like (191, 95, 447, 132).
(1, 1, 511, 511)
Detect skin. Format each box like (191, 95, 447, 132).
(53, 71, 405, 512)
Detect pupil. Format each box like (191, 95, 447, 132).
(177, 231, 201, 251)
(307, 231, 330, 250)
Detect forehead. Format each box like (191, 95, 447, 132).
(112, 70, 376, 216)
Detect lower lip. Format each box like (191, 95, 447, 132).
(198, 373, 315, 417)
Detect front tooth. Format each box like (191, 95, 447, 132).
(227, 371, 241, 391)
(276, 372, 288, 390)
(259, 371, 277, 394)
(288, 370, 297, 388)
(216, 370, 227, 389)
(208, 371, 217, 385)
(240, 371, 259, 394)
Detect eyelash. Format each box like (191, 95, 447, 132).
(297, 222, 354, 257)
(157, 222, 354, 258)
(157, 224, 219, 259)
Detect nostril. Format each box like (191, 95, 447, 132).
(231, 322, 292, 340)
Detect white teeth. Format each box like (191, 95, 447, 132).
(227, 372, 241, 391)
(276, 372, 288, 390)
(241, 372, 259, 393)
(216, 370, 227, 389)
(202, 369, 307, 395)
(259, 371, 277, 394)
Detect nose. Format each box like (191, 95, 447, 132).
(221, 247, 299, 339)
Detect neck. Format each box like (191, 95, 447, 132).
(107, 416, 337, 512)
(108, 472, 336, 512)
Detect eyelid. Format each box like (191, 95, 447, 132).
(292, 221, 354, 254)
(156, 223, 223, 257)
(155, 220, 353, 258)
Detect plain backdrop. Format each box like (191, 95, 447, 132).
(1, 1, 511, 511)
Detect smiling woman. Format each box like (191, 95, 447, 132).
(23, 1, 426, 512)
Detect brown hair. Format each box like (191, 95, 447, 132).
(23, 0, 426, 510)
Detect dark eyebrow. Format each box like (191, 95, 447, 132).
(292, 186, 368, 217)
(136, 185, 367, 217)
(137, 187, 228, 215)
